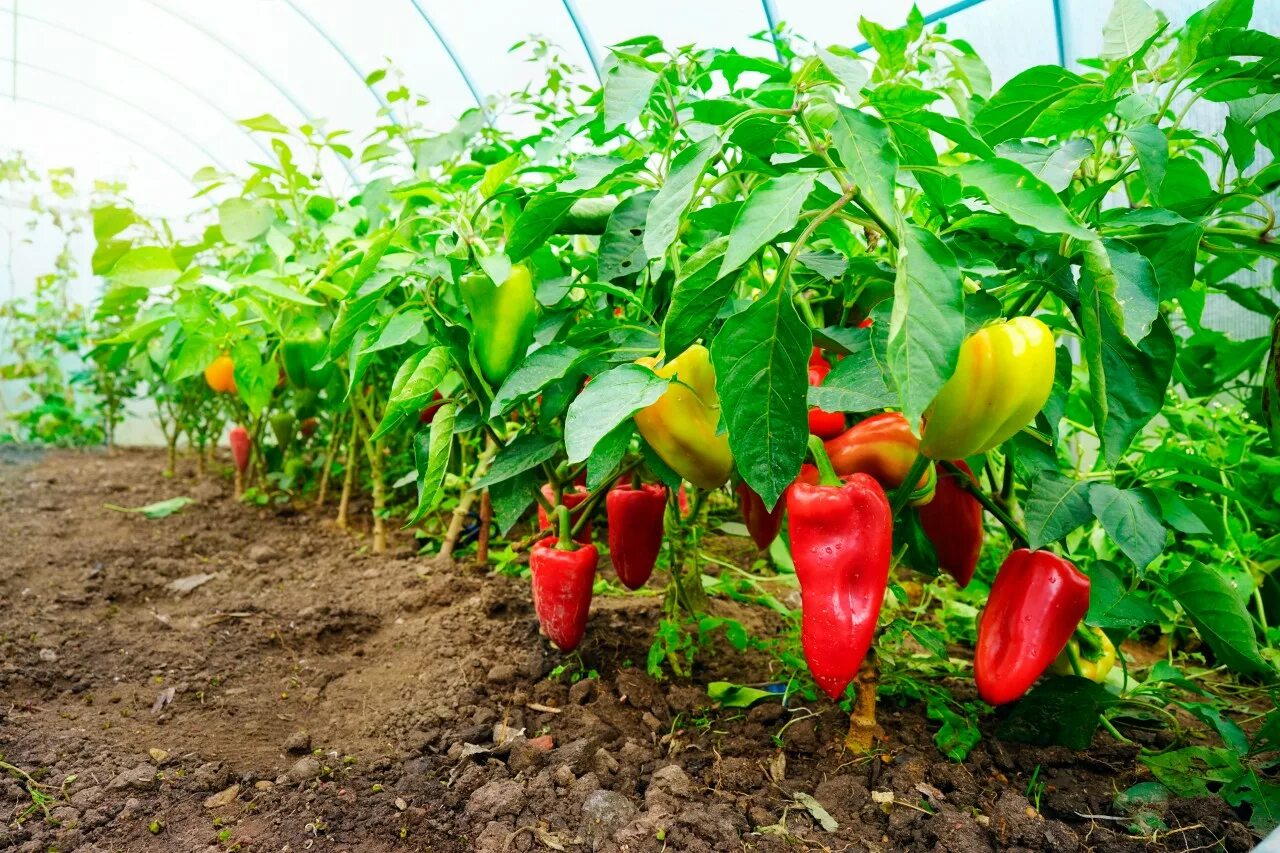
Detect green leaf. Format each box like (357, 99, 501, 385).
(564, 363, 669, 464)
(1168, 562, 1271, 676)
(363, 310, 426, 355)
(1101, 0, 1160, 60)
(371, 347, 451, 441)
(473, 433, 561, 490)
(711, 286, 810, 510)
(104, 496, 194, 519)
(644, 135, 722, 261)
(808, 353, 895, 414)
(956, 159, 1094, 240)
(240, 113, 290, 133)
(817, 46, 869, 97)
(830, 107, 898, 241)
(245, 274, 322, 307)
(217, 198, 274, 244)
(1089, 484, 1165, 571)
(507, 192, 579, 261)
(490, 344, 584, 418)
(489, 471, 538, 535)
(107, 247, 181, 289)
(887, 225, 965, 426)
(587, 421, 633, 490)
(998, 677, 1114, 749)
(92, 205, 139, 241)
(707, 681, 779, 709)
(1180, 0, 1253, 68)
(1101, 315, 1175, 466)
(720, 172, 816, 277)
(993, 139, 1093, 193)
(404, 403, 456, 527)
(1024, 470, 1093, 550)
(795, 251, 848, 281)
(1125, 124, 1168, 204)
(479, 154, 521, 198)
(663, 238, 734, 356)
(597, 191, 655, 282)
(975, 65, 1094, 145)
(1086, 563, 1161, 629)
(1093, 239, 1160, 343)
(603, 55, 660, 130)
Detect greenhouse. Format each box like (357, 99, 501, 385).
(1, 0, 1279, 849)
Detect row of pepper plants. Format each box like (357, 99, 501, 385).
(57, 0, 1280, 829)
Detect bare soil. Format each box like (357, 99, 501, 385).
(0, 448, 1256, 852)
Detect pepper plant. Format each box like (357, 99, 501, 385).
(19, 0, 1274, 828)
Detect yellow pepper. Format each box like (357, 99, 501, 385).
(920, 316, 1056, 460)
(1050, 625, 1117, 682)
(633, 345, 734, 490)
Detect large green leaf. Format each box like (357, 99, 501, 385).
(887, 225, 964, 426)
(603, 55, 660, 130)
(218, 198, 274, 244)
(1168, 562, 1271, 676)
(975, 65, 1095, 145)
(663, 238, 734, 356)
(1024, 470, 1094, 549)
(993, 139, 1094, 192)
(808, 353, 895, 414)
(956, 159, 1094, 240)
(371, 347, 451, 441)
(404, 403, 457, 527)
(490, 344, 585, 418)
(107, 247, 181, 289)
(711, 286, 810, 509)
(720, 173, 816, 277)
(1125, 124, 1169, 204)
(1086, 563, 1161, 629)
(644, 135, 723, 261)
(507, 192, 579, 261)
(472, 433, 561, 489)
(830, 107, 899, 241)
(1089, 483, 1166, 572)
(564, 363, 668, 464)
(1101, 0, 1161, 60)
(597, 191, 656, 282)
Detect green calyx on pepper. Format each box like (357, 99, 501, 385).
(461, 262, 538, 386)
(633, 345, 734, 490)
(920, 316, 1056, 460)
(1050, 624, 1117, 683)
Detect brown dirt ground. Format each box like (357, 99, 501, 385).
(0, 447, 1257, 852)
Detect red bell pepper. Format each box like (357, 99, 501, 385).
(419, 391, 445, 424)
(530, 506, 598, 651)
(917, 461, 983, 588)
(537, 484, 592, 543)
(736, 481, 783, 549)
(606, 482, 667, 590)
(974, 549, 1091, 705)
(229, 426, 251, 474)
(825, 412, 936, 506)
(786, 436, 893, 699)
(807, 348, 845, 439)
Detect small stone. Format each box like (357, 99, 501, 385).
(69, 786, 103, 808)
(283, 730, 311, 754)
(108, 763, 157, 792)
(592, 748, 620, 776)
(551, 738, 600, 775)
(38, 648, 57, 663)
(553, 764, 576, 788)
(246, 544, 278, 564)
(148, 748, 169, 764)
(254, 780, 274, 791)
(192, 762, 229, 791)
(486, 664, 518, 684)
(287, 756, 322, 783)
(119, 797, 142, 818)
(203, 784, 240, 809)
(568, 678, 597, 704)
(581, 790, 638, 843)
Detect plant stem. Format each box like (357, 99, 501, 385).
(890, 454, 931, 515)
(942, 460, 1029, 546)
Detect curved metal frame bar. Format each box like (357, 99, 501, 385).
(280, 0, 395, 123)
(1052, 0, 1070, 67)
(6, 6, 271, 158)
(760, 0, 785, 62)
(3, 94, 192, 181)
(405, 0, 487, 116)
(561, 0, 602, 84)
(850, 0, 996, 52)
(2, 56, 229, 170)
(137, 0, 358, 183)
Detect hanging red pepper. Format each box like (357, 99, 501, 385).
(786, 436, 893, 699)
(807, 348, 846, 439)
(736, 481, 783, 550)
(606, 482, 667, 590)
(974, 549, 1091, 705)
(530, 506, 598, 652)
(419, 391, 445, 425)
(917, 461, 984, 588)
(537, 484, 592, 543)
(825, 412, 936, 506)
(229, 426, 251, 475)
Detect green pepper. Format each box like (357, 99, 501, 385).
(282, 315, 334, 390)
(461, 263, 537, 385)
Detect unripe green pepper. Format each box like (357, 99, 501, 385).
(460, 263, 537, 385)
(282, 316, 334, 391)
